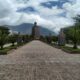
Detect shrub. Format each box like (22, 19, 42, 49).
(0, 50, 7, 55)
(62, 46, 80, 53)
(10, 46, 17, 49)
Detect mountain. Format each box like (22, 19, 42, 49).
(8, 23, 55, 36)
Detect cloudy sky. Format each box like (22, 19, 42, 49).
(0, 0, 80, 32)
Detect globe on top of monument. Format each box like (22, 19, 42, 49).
(32, 22, 40, 40)
(34, 22, 37, 26)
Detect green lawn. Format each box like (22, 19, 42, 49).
(62, 46, 80, 53)
(0, 42, 26, 55)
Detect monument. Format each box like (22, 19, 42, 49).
(32, 22, 40, 39)
(58, 29, 65, 46)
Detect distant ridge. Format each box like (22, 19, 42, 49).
(8, 23, 55, 36)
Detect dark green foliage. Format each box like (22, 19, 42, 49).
(64, 15, 80, 49)
(62, 46, 80, 53)
(22, 35, 32, 42)
(40, 36, 47, 42)
(9, 34, 18, 46)
(64, 27, 80, 49)
(52, 36, 58, 42)
(0, 26, 9, 34)
(45, 36, 52, 44)
(0, 50, 7, 55)
(0, 26, 9, 49)
(40, 35, 58, 44)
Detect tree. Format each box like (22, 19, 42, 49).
(9, 34, 18, 46)
(22, 35, 31, 42)
(40, 35, 46, 42)
(0, 26, 9, 49)
(52, 36, 58, 43)
(73, 16, 80, 48)
(64, 15, 80, 49)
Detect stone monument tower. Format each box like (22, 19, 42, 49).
(32, 22, 40, 39)
(58, 29, 65, 46)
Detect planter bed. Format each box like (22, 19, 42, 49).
(62, 46, 80, 54)
(0, 50, 8, 55)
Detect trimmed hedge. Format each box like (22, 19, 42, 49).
(10, 45, 17, 49)
(51, 43, 80, 54)
(0, 45, 17, 55)
(0, 42, 27, 55)
(0, 50, 8, 55)
(62, 46, 80, 54)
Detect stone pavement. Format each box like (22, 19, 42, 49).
(0, 40, 80, 80)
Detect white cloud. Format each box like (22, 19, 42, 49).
(63, 0, 80, 17)
(35, 6, 64, 17)
(0, 0, 80, 33)
(0, 0, 16, 18)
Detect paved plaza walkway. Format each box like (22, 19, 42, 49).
(0, 40, 80, 80)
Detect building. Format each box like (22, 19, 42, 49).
(32, 22, 40, 39)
